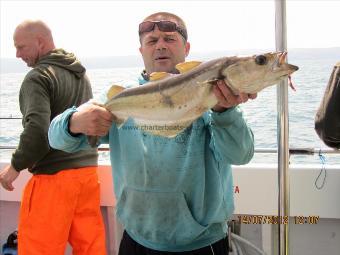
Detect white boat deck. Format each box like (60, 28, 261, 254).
(1, 163, 340, 254)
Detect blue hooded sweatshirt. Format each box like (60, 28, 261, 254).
(48, 76, 254, 252)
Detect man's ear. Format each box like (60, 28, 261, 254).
(185, 42, 190, 57)
(37, 36, 45, 50)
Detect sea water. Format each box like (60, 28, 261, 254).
(0, 55, 339, 166)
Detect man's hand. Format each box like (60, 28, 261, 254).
(212, 80, 257, 112)
(0, 165, 20, 191)
(69, 104, 115, 136)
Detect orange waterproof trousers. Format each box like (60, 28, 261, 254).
(18, 167, 106, 255)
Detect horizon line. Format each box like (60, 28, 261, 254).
(1, 46, 339, 60)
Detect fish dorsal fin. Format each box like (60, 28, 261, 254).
(175, 61, 202, 73)
(149, 72, 170, 81)
(107, 85, 125, 100)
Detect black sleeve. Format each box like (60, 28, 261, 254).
(315, 63, 340, 149)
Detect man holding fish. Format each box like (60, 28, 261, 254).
(49, 11, 297, 255)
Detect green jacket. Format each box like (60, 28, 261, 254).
(11, 48, 98, 174)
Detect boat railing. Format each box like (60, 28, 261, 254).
(1, 145, 339, 155)
(1, 116, 339, 155)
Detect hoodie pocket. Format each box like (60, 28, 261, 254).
(116, 187, 207, 246)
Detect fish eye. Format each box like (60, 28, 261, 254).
(255, 55, 268, 65)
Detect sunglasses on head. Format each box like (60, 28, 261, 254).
(138, 20, 188, 41)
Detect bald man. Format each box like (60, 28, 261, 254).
(0, 20, 106, 255)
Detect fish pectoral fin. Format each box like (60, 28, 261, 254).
(175, 61, 202, 73)
(107, 85, 125, 100)
(195, 80, 215, 88)
(205, 78, 219, 84)
(149, 72, 170, 81)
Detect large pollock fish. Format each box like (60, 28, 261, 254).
(90, 52, 298, 145)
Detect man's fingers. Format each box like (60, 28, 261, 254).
(85, 124, 111, 136)
(8, 183, 14, 190)
(213, 85, 226, 103)
(88, 110, 114, 136)
(100, 116, 115, 128)
(214, 80, 258, 109)
(6, 182, 14, 191)
(93, 123, 112, 136)
(87, 104, 115, 122)
(0, 179, 14, 191)
(214, 81, 239, 108)
(0, 166, 19, 191)
(238, 93, 249, 104)
(96, 107, 115, 122)
(216, 80, 233, 97)
(70, 104, 116, 135)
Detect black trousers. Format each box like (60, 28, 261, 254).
(118, 231, 229, 255)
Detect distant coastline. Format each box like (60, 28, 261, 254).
(1, 47, 339, 74)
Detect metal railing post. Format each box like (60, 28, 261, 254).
(275, 0, 290, 254)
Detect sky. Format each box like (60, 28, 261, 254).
(0, 0, 339, 59)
